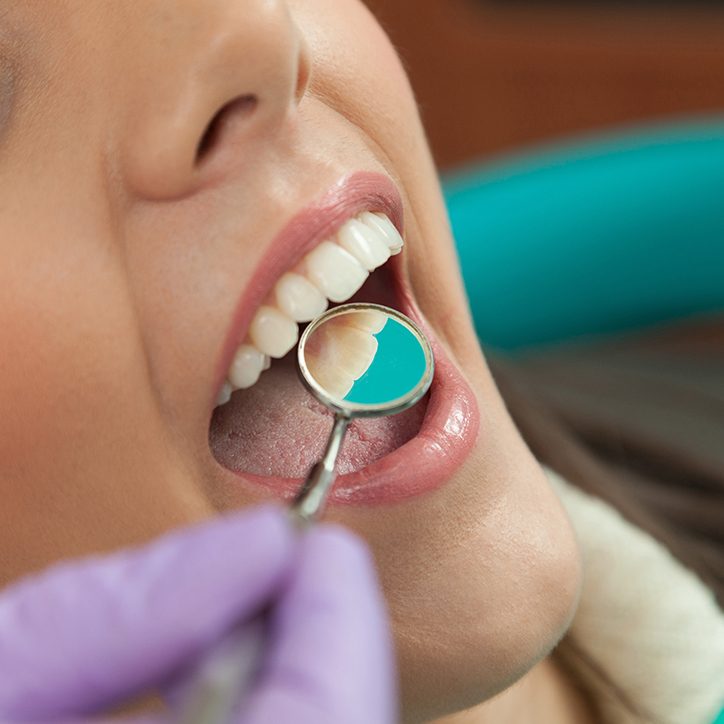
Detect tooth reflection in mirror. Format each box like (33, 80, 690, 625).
(301, 306, 430, 408)
(293, 303, 433, 523)
(302, 309, 386, 400)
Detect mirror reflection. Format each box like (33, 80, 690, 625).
(302, 307, 429, 408)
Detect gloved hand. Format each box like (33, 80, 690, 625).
(0, 505, 396, 724)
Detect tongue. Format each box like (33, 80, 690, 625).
(209, 352, 427, 478)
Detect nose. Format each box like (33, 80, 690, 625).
(120, 0, 311, 200)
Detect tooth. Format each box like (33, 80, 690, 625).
(249, 306, 299, 358)
(274, 272, 328, 322)
(310, 317, 378, 379)
(345, 309, 388, 334)
(359, 211, 404, 254)
(221, 212, 400, 393)
(336, 218, 391, 271)
(216, 381, 233, 406)
(303, 241, 368, 303)
(328, 326, 379, 378)
(229, 343, 266, 389)
(309, 364, 355, 400)
(306, 318, 380, 399)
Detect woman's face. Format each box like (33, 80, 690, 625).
(0, 1, 582, 721)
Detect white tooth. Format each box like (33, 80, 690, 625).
(274, 272, 328, 322)
(327, 325, 379, 379)
(359, 211, 404, 255)
(336, 217, 391, 271)
(303, 241, 368, 303)
(229, 343, 265, 389)
(345, 309, 388, 335)
(216, 381, 233, 406)
(249, 306, 299, 358)
(309, 364, 355, 400)
(262, 354, 271, 370)
(306, 318, 380, 399)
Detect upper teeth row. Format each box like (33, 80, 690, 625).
(216, 210, 403, 406)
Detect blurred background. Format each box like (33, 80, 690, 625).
(364, 0, 724, 170)
(363, 0, 724, 352)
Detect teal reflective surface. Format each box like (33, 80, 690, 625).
(301, 305, 431, 412)
(343, 316, 427, 405)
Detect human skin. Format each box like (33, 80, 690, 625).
(0, 2, 588, 722)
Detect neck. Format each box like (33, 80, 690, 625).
(431, 653, 598, 724)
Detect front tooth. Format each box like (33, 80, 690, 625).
(337, 218, 391, 271)
(345, 309, 388, 334)
(229, 343, 266, 389)
(306, 319, 380, 399)
(308, 363, 355, 400)
(359, 211, 404, 254)
(274, 272, 328, 322)
(249, 305, 298, 358)
(325, 325, 379, 379)
(303, 241, 368, 303)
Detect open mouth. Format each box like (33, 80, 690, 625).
(208, 172, 479, 505)
(210, 255, 426, 469)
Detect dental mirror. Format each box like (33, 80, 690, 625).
(181, 303, 433, 724)
(291, 302, 434, 522)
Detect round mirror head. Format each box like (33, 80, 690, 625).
(297, 303, 434, 417)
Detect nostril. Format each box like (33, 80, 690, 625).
(195, 94, 258, 162)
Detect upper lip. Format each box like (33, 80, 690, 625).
(211, 170, 405, 405)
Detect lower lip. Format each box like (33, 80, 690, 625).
(220, 291, 481, 506)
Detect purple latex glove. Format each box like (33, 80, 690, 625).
(0, 506, 396, 724)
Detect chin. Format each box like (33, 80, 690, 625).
(332, 373, 585, 723)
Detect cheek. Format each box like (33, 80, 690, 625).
(302, 2, 481, 364)
(295, 0, 419, 155)
(0, 233, 131, 465)
(0, 218, 206, 585)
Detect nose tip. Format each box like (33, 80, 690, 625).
(121, 0, 311, 200)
